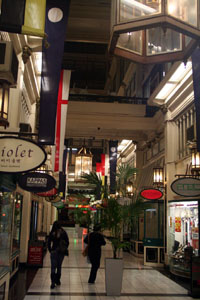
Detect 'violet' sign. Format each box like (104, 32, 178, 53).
(0, 136, 47, 173)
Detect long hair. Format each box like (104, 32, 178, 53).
(50, 221, 61, 234)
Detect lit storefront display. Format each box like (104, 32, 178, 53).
(168, 201, 198, 278)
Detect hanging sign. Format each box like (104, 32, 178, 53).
(171, 177, 200, 197)
(18, 172, 56, 193)
(52, 200, 64, 208)
(0, 136, 46, 173)
(37, 188, 58, 197)
(45, 195, 61, 203)
(140, 188, 163, 200)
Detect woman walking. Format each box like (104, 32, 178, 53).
(84, 224, 106, 284)
(48, 221, 69, 289)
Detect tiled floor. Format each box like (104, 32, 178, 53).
(20, 228, 199, 300)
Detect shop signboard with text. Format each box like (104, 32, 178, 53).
(0, 136, 47, 173)
(18, 172, 56, 193)
(171, 177, 200, 197)
(140, 188, 163, 200)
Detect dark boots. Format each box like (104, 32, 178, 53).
(51, 273, 61, 288)
(50, 273, 56, 289)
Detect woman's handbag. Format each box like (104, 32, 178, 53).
(59, 239, 69, 256)
(82, 245, 88, 257)
(82, 233, 90, 257)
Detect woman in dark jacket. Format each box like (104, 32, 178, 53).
(48, 221, 69, 289)
(84, 224, 106, 284)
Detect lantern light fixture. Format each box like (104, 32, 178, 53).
(191, 148, 200, 172)
(126, 181, 133, 195)
(109, 0, 200, 64)
(153, 167, 164, 185)
(75, 147, 93, 180)
(0, 81, 9, 127)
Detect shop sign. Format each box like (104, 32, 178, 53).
(0, 136, 47, 173)
(171, 177, 200, 197)
(28, 244, 43, 266)
(52, 201, 65, 208)
(140, 188, 163, 200)
(18, 172, 56, 193)
(37, 188, 58, 197)
(45, 195, 61, 203)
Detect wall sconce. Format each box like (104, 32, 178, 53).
(75, 147, 93, 179)
(0, 81, 9, 128)
(191, 148, 200, 173)
(153, 167, 164, 185)
(126, 181, 133, 195)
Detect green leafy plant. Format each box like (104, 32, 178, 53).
(101, 197, 130, 258)
(116, 164, 137, 197)
(81, 172, 109, 200)
(101, 196, 149, 259)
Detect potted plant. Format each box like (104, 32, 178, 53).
(100, 197, 130, 296)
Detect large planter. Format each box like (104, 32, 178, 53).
(105, 258, 123, 296)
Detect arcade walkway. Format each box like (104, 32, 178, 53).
(10, 228, 197, 300)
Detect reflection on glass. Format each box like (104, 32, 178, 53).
(0, 192, 13, 275)
(147, 28, 181, 55)
(167, 0, 197, 27)
(12, 193, 23, 254)
(117, 31, 142, 54)
(145, 203, 164, 240)
(119, 0, 161, 23)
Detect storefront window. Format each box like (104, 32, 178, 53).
(0, 192, 13, 276)
(168, 201, 198, 278)
(12, 193, 23, 254)
(144, 202, 164, 245)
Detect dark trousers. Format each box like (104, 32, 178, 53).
(50, 250, 64, 283)
(88, 257, 100, 283)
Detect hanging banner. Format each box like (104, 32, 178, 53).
(38, 0, 71, 145)
(175, 217, 181, 232)
(0, 137, 46, 173)
(192, 48, 200, 152)
(109, 141, 118, 194)
(54, 70, 71, 171)
(0, 0, 46, 37)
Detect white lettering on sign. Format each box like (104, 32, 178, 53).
(27, 177, 48, 187)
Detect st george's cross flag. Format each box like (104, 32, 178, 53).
(0, 0, 46, 37)
(54, 70, 71, 172)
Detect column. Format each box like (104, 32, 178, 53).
(182, 115, 186, 157)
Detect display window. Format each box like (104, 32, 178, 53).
(11, 193, 23, 254)
(168, 201, 198, 278)
(0, 192, 13, 277)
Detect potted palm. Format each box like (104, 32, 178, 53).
(101, 197, 130, 296)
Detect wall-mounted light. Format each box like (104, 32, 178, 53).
(75, 147, 93, 179)
(0, 81, 9, 127)
(153, 167, 164, 185)
(126, 181, 133, 195)
(191, 148, 200, 172)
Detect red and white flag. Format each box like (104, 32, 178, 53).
(54, 70, 71, 172)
